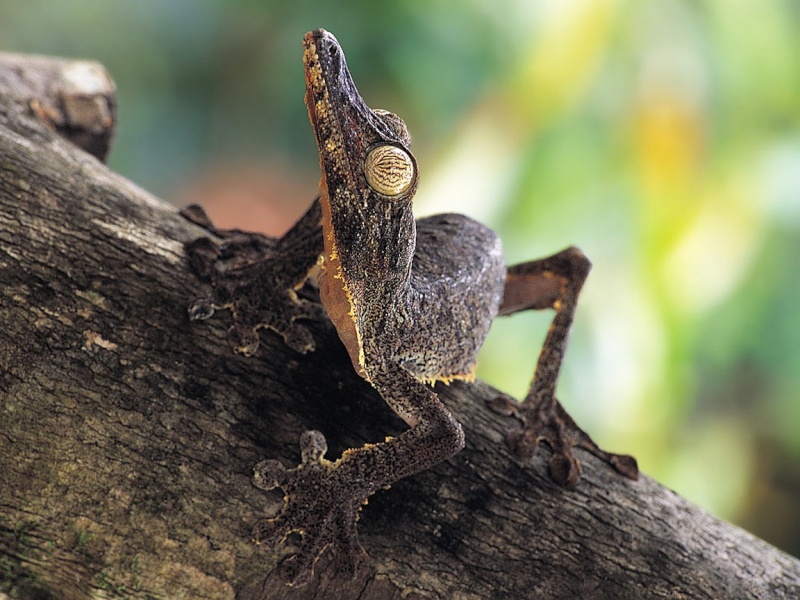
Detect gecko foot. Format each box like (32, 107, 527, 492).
(252, 430, 371, 586)
(489, 394, 638, 487)
(182, 207, 324, 355)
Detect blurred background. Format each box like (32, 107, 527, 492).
(4, 0, 798, 557)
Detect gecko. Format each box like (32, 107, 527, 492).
(181, 28, 638, 586)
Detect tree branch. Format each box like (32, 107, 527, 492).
(1, 54, 798, 600)
(0, 52, 115, 161)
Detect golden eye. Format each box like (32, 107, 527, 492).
(363, 145, 414, 196)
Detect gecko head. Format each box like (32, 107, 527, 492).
(302, 29, 419, 204)
(303, 29, 418, 280)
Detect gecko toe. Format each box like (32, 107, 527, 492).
(279, 553, 315, 587)
(253, 459, 289, 490)
(485, 394, 520, 418)
(187, 297, 216, 321)
(185, 237, 221, 280)
(180, 204, 214, 229)
(334, 509, 370, 579)
(299, 430, 328, 462)
(505, 426, 536, 460)
(252, 514, 290, 547)
(283, 323, 316, 354)
(506, 395, 639, 486)
(549, 453, 581, 489)
(228, 323, 260, 356)
(610, 453, 639, 480)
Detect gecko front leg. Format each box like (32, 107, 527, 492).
(252, 358, 464, 585)
(181, 200, 325, 355)
(490, 247, 639, 487)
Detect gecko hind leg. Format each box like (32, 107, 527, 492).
(180, 201, 325, 355)
(490, 246, 638, 487)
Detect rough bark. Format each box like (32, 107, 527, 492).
(1, 54, 799, 600)
(0, 53, 115, 162)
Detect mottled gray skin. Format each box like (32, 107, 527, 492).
(182, 28, 637, 587)
(397, 214, 505, 382)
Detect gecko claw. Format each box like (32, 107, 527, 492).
(184, 237, 221, 281)
(253, 459, 290, 491)
(278, 553, 314, 587)
(183, 217, 323, 355)
(251, 430, 372, 586)
(282, 321, 317, 355)
(495, 394, 639, 486)
(610, 453, 639, 479)
(180, 204, 216, 231)
(187, 297, 216, 321)
(228, 323, 261, 356)
(485, 394, 519, 417)
(299, 429, 328, 461)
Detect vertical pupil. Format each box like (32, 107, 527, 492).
(365, 146, 414, 196)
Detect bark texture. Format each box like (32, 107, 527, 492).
(0, 53, 115, 162)
(1, 54, 799, 600)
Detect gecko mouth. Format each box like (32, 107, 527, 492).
(302, 29, 358, 201)
(301, 32, 324, 129)
(301, 29, 364, 137)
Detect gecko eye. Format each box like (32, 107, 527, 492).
(364, 144, 415, 197)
